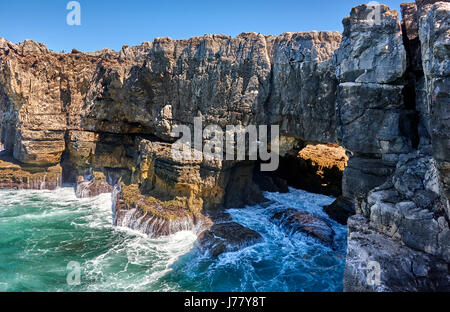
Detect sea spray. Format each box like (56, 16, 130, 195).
(111, 183, 210, 238)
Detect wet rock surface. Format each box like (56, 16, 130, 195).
(323, 196, 355, 225)
(75, 172, 114, 198)
(112, 183, 212, 238)
(344, 215, 450, 292)
(271, 208, 335, 246)
(0, 154, 62, 190)
(197, 222, 263, 257)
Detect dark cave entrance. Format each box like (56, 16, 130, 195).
(254, 143, 348, 198)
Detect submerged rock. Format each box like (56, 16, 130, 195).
(271, 208, 335, 246)
(323, 196, 355, 225)
(208, 211, 233, 224)
(196, 222, 263, 258)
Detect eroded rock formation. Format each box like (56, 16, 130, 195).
(197, 222, 263, 258)
(339, 1, 450, 292)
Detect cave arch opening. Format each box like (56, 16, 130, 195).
(253, 141, 348, 198)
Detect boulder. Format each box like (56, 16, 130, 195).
(75, 171, 113, 198)
(197, 222, 263, 257)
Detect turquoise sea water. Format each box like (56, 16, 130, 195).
(0, 187, 347, 292)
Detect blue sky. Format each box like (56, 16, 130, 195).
(0, 0, 407, 52)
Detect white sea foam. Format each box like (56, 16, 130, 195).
(0, 186, 347, 292)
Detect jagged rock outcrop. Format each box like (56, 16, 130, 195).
(335, 5, 407, 84)
(112, 182, 212, 237)
(0, 30, 342, 233)
(335, 4, 418, 215)
(364, 153, 449, 261)
(0, 39, 110, 188)
(130, 139, 265, 213)
(197, 222, 263, 257)
(346, 152, 450, 290)
(80, 32, 341, 144)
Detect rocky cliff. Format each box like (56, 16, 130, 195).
(337, 1, 449, 291)
(0, 1, 448, 291)
(0, 28, 342, 218)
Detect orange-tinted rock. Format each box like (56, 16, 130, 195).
(275, 144, 348, 197)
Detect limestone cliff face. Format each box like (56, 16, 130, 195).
(417, 1, 450, 217)
(0, 1, 448, 292)
(339, 1, 450, 292)
(0, 29, 342, 217)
